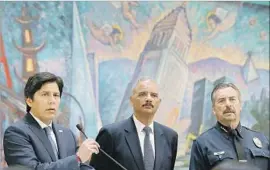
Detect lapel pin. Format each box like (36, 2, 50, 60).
(253, 137, 262, 148)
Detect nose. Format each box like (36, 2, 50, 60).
(225, 98, 232, 107)
(145, 93, 153, 102)
(48, 95, 56, 104)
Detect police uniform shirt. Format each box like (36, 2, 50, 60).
(189, 122, 269, 170)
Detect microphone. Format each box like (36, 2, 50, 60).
(76, 124, 128, 170)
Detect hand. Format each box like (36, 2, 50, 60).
(76, 139, 100, 163)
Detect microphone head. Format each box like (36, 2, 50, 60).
(76, 124, 83, 131)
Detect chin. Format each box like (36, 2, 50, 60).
(224, 117, 236, 122)
(143, 110, 155, 114)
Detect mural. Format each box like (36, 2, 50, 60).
(0, 1, 269, 169)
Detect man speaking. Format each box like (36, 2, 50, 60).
(3, 72, 99, 170)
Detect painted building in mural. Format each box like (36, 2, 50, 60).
(116, 5, 192, 126)
(188, 78, 213, 136)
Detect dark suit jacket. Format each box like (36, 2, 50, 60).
(90, 116, 178, 170)
(3, 113, 94, 170)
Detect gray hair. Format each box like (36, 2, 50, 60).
(211, 83, 241, 104)
(132, 77, 159, 94)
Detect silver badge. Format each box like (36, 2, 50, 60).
(253, 137, 262, 148)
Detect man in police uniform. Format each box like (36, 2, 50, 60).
(189, 83, 269, 170)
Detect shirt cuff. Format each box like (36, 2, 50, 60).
(76, 155, 82, 163)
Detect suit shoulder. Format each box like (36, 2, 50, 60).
(54, 123, 71, 131)
(5, 119, 27, 131)
(155, 122, 178, 136)
(3, 119, 30, 140)
(100, 119, 128, 133)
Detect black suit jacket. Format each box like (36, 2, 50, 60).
(3, 113, 94, 170)
(90, 116, 178, 170)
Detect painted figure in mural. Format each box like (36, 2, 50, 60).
(109, 1, 141, 29)
(189, 83, 269, 170)
(3, 72, 100, 170)
(122, 1, 141, 29)
(90, 78, 178, 170)
(86, 20, 123, 48)
(204, 2, 243, 42)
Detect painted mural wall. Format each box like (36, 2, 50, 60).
(0, 1, 269, 169)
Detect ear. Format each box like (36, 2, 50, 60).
(129, 96, 133, 106)
(212, 106, 216, 116)
(26, 98, 33, 108)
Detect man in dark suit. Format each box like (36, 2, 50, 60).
(3, 72, 100, 170)
(91, 78, 178, 170)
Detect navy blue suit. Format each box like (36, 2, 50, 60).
(3, 113, 94, 170)
(90, 116, 178, 170)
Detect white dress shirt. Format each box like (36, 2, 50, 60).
(133, 115, 155, 158)
(30, 112, 58, 152)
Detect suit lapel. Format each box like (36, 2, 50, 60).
(52, 123, 65, 159)
(154, 123, 165, 170)
(124, 117, 145, 170)
(24, 113, 57, 161)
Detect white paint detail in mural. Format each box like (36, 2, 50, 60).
(69, 2, 102, 138)
(242, 53, 259, 83)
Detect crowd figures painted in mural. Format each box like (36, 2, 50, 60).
(0, 1, 269, 169)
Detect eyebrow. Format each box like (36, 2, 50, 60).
(137, 91, 158, 95)
(216, 96, 237, 100)
(40, 91, 60, 94)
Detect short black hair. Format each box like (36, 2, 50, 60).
(24, 72, 64, 113)
(211, 83, 241, 104)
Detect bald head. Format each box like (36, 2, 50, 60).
(130, 78, 161, 123)
(132, 78, 159, 95)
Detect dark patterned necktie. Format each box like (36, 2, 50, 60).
(143, 126, 154, 170)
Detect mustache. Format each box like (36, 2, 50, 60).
(142, 103, 154, 108)
(223, 107, 235, 114)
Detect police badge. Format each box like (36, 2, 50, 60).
(253, 137, 262, 148)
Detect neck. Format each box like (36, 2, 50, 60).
(30, 112, 52, 126)
(134, 113, 154, 126)
(220, 120, 239, 130)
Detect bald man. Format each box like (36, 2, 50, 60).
(91, 78, 178, 170)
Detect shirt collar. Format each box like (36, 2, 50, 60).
(215, 121, 243, 139)
(133, 114, 154, 133)
(30, 112, 52, 129)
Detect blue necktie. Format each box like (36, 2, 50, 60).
(44, 127, 58, 160)
(143, 126, 154, 170)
